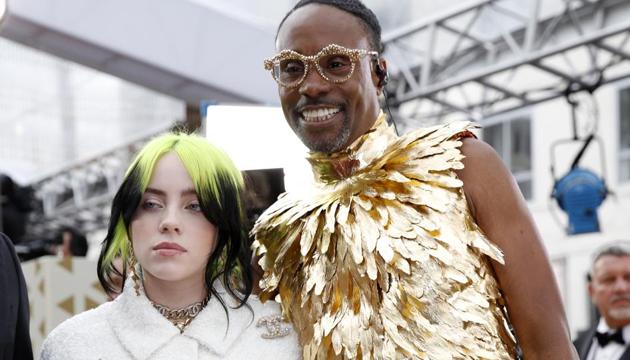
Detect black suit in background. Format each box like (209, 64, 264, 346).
(0, 233, 33, 360)
(574, 326, 630, 360)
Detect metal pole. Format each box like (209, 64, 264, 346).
(524, 0, 541, 51)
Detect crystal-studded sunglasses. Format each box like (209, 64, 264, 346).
(264, 43, 379, 88)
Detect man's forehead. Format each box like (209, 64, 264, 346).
(276, 4, 370, 52)
(594, 255, 630, 272)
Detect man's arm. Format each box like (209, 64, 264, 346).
(455, 138, 578, 359)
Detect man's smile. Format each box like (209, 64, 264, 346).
(300, 106, 341, 122)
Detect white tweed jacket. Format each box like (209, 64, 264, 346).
(40, 281, 301, 360)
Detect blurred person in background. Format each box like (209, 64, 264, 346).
(40, 133, 299, 359)
(0, 232, 33, 360)
(52, 227, 88, 258)
(575, 242, 630, 360)
(252, 0, 577, 358)
(18, 226, 88, 262)
(0, 174, 34, 245)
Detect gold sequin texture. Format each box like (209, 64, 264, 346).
(252, 113, 517, 359)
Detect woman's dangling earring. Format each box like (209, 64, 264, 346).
(128, 247, 141, 296)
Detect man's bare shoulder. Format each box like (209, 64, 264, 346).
(455, 137, 511, 185)
(454, 136, 524, 218)
(458, 136, 503, 169)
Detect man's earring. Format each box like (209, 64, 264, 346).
(376, 65, 388, 88)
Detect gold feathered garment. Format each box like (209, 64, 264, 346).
(252, 113, 517, 359)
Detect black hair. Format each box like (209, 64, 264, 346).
(277, 0, 384, 53)
(56, 226, 88, 256)
(97, 167, 143, 296)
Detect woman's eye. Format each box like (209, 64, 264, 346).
(142, 200, 162, 210)
(187, 202, 202, 212)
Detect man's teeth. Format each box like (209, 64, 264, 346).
(301, 108, 340, 122)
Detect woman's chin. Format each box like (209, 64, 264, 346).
(143, 267, 194, 283)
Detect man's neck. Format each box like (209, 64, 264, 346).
(599, 316, 630, 332)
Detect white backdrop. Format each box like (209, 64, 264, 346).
(204, 105, 313, 194)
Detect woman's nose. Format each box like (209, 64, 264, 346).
(159, 208, 181, 234)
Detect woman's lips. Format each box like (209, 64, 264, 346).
(153, 242, 187, 256)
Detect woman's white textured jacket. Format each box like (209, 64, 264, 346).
(40, 281, 301, 359)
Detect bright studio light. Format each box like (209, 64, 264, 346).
(205, 105, 312, 193)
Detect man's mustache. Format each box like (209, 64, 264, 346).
(295, 99, 344, 111)
(610, 294, 630, 303)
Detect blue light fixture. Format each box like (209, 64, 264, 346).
(550, 79, 609, 235)
(552, 167, 607, 234)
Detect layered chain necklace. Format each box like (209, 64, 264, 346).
(151, 294, 211, 333)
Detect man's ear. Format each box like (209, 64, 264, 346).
(372, 58, 388, 92)
(588, 280, 595, 299)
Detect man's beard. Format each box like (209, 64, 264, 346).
(609, 307, 630, 320)
(295, 115, 351, 153)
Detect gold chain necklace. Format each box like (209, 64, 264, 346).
(151, 295, 210, 333)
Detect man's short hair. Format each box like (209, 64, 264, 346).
(277, 0, 384, 53)
(587, 241, 630, 282)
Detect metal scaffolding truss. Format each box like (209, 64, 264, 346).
(383, 0, 630, 126)
(22, 125, 174, 240)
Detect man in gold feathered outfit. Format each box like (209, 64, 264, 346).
(252, 1, 578, 359)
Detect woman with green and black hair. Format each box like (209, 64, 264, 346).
(40, 133, 300, 359)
